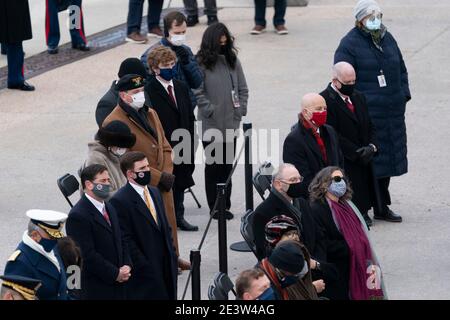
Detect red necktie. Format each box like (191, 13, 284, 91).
(345, 98, 355, 113)
(102, 207, 111, 226)
(167, 85, 177, 107)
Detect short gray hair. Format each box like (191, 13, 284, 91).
(272, 163, 296, 183)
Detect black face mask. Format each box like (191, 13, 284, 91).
(286, 182, 303, 198)
(338, 81, 355, 96)
(134, 170, 151, 186)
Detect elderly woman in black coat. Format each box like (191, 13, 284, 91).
(309, 166, 386, 300)
(334, 0, 410, 222)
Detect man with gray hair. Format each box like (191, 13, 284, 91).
(320, 61, 379, 227)
(251, 164, 323, 262)
(3, 210, 69, 300)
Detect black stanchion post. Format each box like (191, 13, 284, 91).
(243, 122, 254, 211)
(190, 249, 201, 300)
(217, 183, 228, 276)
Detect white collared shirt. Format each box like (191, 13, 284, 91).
(85, 193, 105, 215)
(331, 82, 353, 105)
(129, 182, 157, 211)
(156, 77, 177, 105)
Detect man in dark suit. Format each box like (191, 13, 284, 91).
(109, 151, 178, 300)
(320, 62, 398, 226)
(66, 164, 131, 300)
(252, 163, 337, 288)
(146, 45, 197, 232)
(0, 0, 34, 91)
(95, 58, 148, 127)
(283, 93, 344, 199)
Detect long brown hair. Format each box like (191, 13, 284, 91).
(308, 166, 353, 203)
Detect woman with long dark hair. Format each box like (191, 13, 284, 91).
(309, 166, 386, 300)
(194, 23, 249, 219)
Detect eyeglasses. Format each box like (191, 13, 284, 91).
(331, 176, 345, 183)
(280, 176, 304, 184)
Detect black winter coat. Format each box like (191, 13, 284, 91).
(146, 76, 196, 190)
(109, 183, 178, 300)
(283, 122, 344, 199)
(66, 195, 131, 300)
(310, 200, 351, 300)
(320, 84, 378, 213)
(0, 0, 32, 43)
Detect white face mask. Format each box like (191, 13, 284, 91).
(111, 147, 127, 157)
(129, 91, 145, 110)
(170, 34, 186, 46)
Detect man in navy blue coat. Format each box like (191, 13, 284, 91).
(109, 151, 178, 300)
(334, 0, 409, 222)
(66, 164, 132, 300)
(3, 210, 69, 300)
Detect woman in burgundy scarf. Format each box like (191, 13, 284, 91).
(309, 166, 386, 300)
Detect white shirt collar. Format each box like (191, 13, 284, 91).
(85, 193, 105, 214)
(22, 231, 61, 271)
(331, 82, 352, 104)
(129, 181, 146, 198)
(156, 76, 174, 92)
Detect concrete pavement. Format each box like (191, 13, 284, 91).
(1, 0, 450, 299)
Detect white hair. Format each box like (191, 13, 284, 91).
(272, 163, 297, 183)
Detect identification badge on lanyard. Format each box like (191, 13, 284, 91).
(231, 89, 240, 108)
(377, 70, 387, 87)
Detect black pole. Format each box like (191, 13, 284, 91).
(217, 183, 228, 276)
(243, 122, 254, 211)
(190, 249, 201, 300)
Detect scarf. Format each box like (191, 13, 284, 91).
(22, 231, 61, 272)
(328, 199, 384, 300)
(119, 98, 157, 139)
(301, 115, 328, 164)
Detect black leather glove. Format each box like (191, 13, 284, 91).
(173, 45, 190, 65)
(158, 172, 176, 192)
(356, 145, 376, 165)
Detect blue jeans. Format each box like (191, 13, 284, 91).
(127, 0, 164, 34)
(5, 42, 25, 86)
(254, 0, 287, 27)
(183, 0, 217, 16)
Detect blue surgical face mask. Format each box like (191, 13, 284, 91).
(40, 238, 58, 253)
(365, 18, 382, 31)
(159, 67, 175, 81)
(256, 287, 275, 300)
(328, 179, 347, 198)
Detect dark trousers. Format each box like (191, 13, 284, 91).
(4, 42, 25, 86)
(45, 0, 87, 48)
(127, 0, 164, 35)
(173, 185, 186, 222)
(183, 0, 217, 17)
(374, 177, 392, 216)
(1, 43, 7, 55)
(254, 0, 287, 27)
(202, 139, 236, 211)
